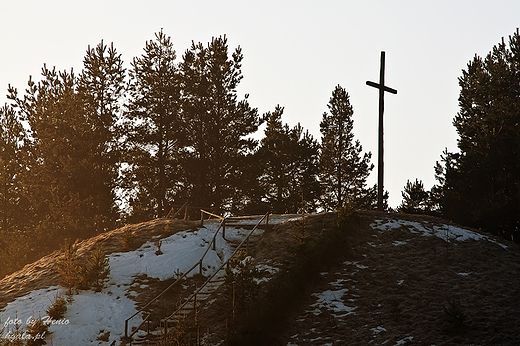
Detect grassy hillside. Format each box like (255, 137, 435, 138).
(2, 211, 519, 345)
(201, 211, 520, 345)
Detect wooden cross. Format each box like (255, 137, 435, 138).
(366, 51, 397, 211)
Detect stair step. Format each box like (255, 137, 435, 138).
(131, 332, 162, 346)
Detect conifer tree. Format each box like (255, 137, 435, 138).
(181, 35, 260, 209)
(255, 106, 321, 213)
(0, 104, 31, 235)
(8, 66, 97, 245)
(398, 179, 430, 214)
(438, 29, 520, 238)
(78, 40, 126, 232)
(124, 30, 185, 220)
(319, 85, 373, 211)
(0, 103, 32, 277)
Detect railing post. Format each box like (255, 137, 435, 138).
(200, 210, 204, 227)
(199, 260, 203, 275)
(125, 320, 128, 338)
(266, 213, 269, 226)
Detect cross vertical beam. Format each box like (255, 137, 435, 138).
(366, 51, 397, 211)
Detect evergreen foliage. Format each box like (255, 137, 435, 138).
(224, 250, 260, 324)
(0, 31, 382, 281)
(436, 29, 520, 238)
(398, 179, 432, 214)
(46, 294, 68, 321)
(319, 85, 374, 211)
(80, 247, 110, 292)
(0, 104, 30, 235)
(0, 104, 33, 277)
(25, 317, 49, 346)
(254, 106, 321, 213)
(8, 66, 97, 245)
(78, 40, 126, 233)
(180, 35, 261, 209)
(124, 30, 185, 221)
(56, 239, 80, 294)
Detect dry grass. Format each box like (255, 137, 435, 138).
(0, 218, 198, 310)
(283, 211, 520, 345)
(4, 211, 519, 345)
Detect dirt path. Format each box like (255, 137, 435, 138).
(283, 211, 520, 345)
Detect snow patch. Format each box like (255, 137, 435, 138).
(2, 214, 301, 344)
(309, 289, 356, 317)
(372, 219, 507, 249)
(395, 336, 414, 345)
(371, 326, 387, 335)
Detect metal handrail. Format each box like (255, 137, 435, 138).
(124, 215, 227, 339)
(162, 213, 270, 334)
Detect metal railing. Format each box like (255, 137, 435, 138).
(124, 213, 227, 341)
(123, 211, 270, 343)
(162, 212, 270, 335)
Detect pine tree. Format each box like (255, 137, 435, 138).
(319, 85, 374, 211)
(124, 30, 185, 220)
(80, 247, 110, 292)
(256, 105, 289, 212)
(78, 40, 126, 232)
(438, 29, 520, 238)
(0, 103, 33, 277)
(256, 106, 321, 213)
(0, 103, 31, 235)
(398, 179, 430, 214)
(180, 35, 260, 209)
(56, 239, 81, 294)
(8, 66, 98, 245)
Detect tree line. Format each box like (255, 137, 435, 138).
(0, 31, 378, 278)
(399, 29, 520, 242)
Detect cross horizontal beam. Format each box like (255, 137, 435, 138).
(366, 81, 397, 94)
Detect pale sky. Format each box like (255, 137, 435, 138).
(1, 1, 519, 207)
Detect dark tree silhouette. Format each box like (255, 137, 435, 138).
(180, 35, 261, 209)
(436, 29, 520, 238)
(319, 85, 374, 211)
(124, 30, 185, 220)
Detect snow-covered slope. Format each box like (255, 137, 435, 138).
(0, 214, 297, 345)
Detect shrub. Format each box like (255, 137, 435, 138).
(226, 212, 355, 345)
(224, 250, 260, 328)
(0, 320, 26, 346)
(46, 294, 68, 320)
(25, 317, 49, 346)
(56, 239, 80, 295)
(291, 215, 311, 247)
(80, 247, 110, 292)
(444, 298, 467, 330)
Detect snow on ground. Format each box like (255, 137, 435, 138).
(0, 214, 296, 345)
(109, 225, 231, 282)
(371, 218, 508, 249)
(308, 288, 355, 318)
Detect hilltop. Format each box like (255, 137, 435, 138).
(0, 211, 519, 345)
(282, 211, 520, 346)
